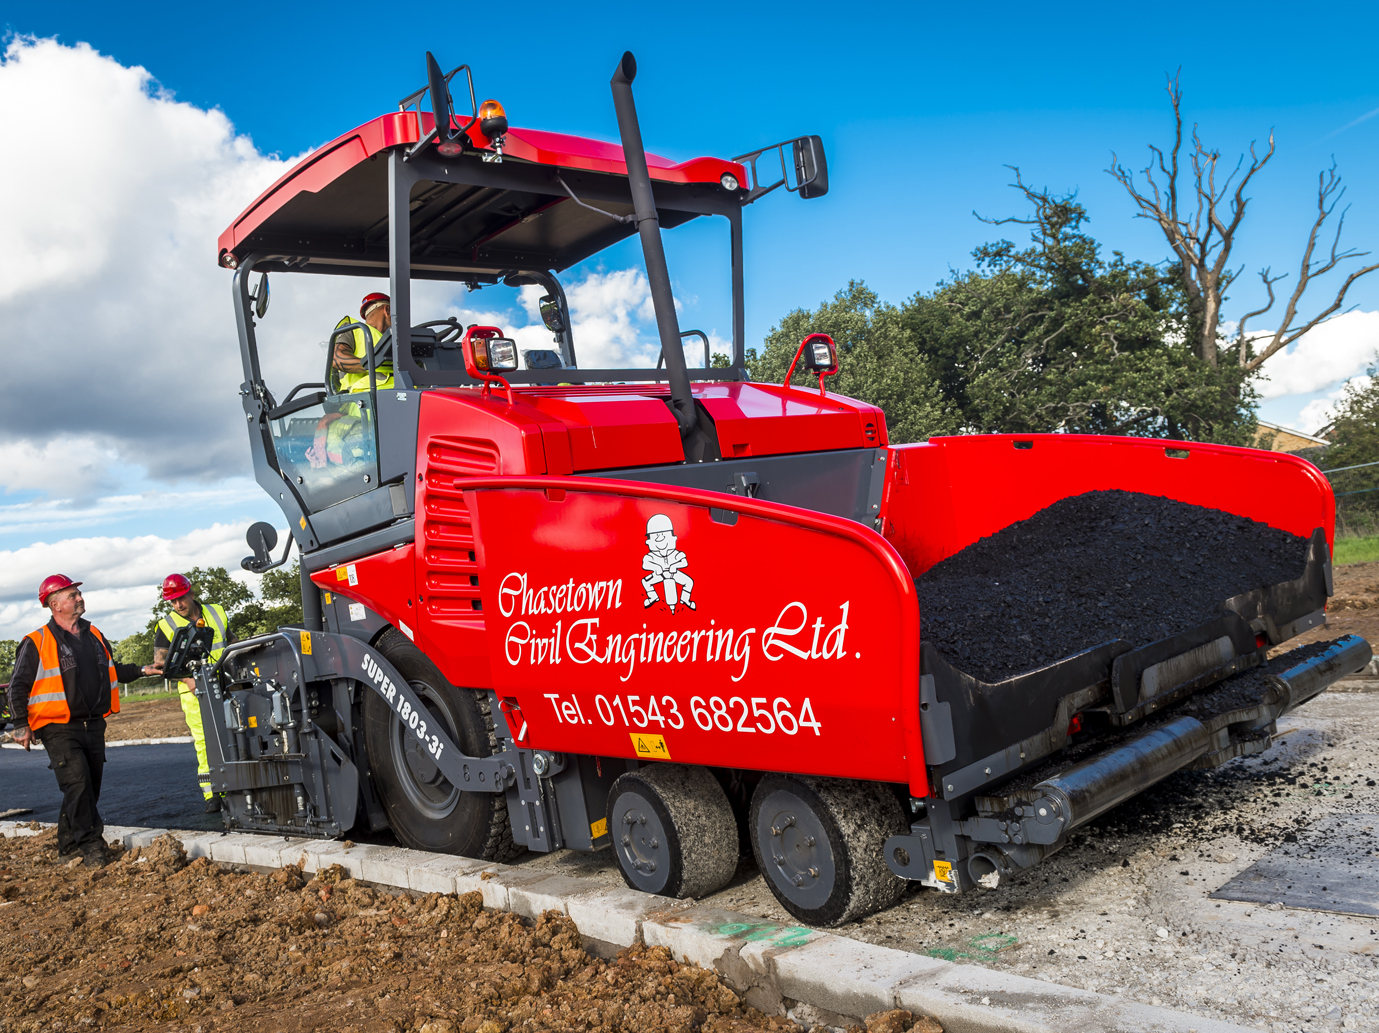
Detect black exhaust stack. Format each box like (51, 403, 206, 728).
(610, 52, 708, 454)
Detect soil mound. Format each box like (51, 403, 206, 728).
(0, 830, 827, 1033)
(915, 490, 1310, 682)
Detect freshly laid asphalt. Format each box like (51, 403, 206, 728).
(0, 741, 221, 832)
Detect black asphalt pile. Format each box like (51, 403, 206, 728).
(915, 490, 1309, 682)
(1176, 639, 1340, 719)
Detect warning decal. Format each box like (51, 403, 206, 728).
(933, 860, 953, 883)
(590, 818, 609, 840)
(630, 733, 671, 760)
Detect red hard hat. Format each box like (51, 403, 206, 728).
(162, 573, 192, 601)
(360, 292, 390, 319)
(38, 574, 82, 606)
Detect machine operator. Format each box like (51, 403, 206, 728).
(307, 291, 395, 467)
(8, 575, 163, 867)
(154, 574, 236, 812)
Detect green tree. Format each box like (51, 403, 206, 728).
(237, 562, 305, 636)
(747, 281, 961, 444)
(115, 564, 302, 675)
(0, 640, 17, 685)
(1316, 363, 1379, 531)
(899, 177, 1258, 443)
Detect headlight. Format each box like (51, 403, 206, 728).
(720, 172, 740, 191)
(488, 338, 519, 372)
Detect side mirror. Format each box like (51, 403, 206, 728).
(252, 272, 270, 319)
(792, 136, 828, 199)
(427, 51, 463, 156)
(538, 295, 566, 334)
(242, 521, 278, 572)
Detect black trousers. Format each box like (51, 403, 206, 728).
(36, 719, 106, 855)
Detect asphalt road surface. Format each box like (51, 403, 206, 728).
(0, 741, 221, 833)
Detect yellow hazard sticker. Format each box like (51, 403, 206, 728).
(933, 860, 953, 883)
(323, 592, 332, 605)
(248, 716, 257, 728)
(590, 818, 609, 840)
(630, 733, 671, 760)
(336, 566, 349, 581)
(300, 631, 312, 655)
(299, 517, 307, 530)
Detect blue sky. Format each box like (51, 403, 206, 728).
(2, 1, 1379, 636)
(13, 0, 1379, 325)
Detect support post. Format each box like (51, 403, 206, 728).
(389, 150, 415, 387)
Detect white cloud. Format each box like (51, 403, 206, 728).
(0, 521, 286, 641)
(1295, 374, 1373, 434)
(1253, 311, 1379, 399)
(0, 37, 298, 495)
(0, 479, 263, 540)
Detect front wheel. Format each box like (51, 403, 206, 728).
(362, 629, 517, 860)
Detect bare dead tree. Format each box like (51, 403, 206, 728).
(1235, 163, 1379, 371)
(1108, 73, 1378, 372)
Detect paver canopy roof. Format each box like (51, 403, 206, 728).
(217, 111, 746, 279)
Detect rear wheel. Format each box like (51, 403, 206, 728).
(607, 764, 738, 898)
(363, 629, 517, 860)
(750, 775, 908, 927)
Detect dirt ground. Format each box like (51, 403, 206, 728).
(105, 697, 189, 742)
(1287, 560, 1379, 653)
(0, 831, 934, 1033)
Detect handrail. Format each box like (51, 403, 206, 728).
(656, 330, 712, 372)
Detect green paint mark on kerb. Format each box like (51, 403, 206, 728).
(924, 932, 1019, 962)
(924, 947, 971, 961)
(971, 932, 1018, 953)
(711, 922, 814, 948)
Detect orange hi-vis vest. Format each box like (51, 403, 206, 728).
(22, 623, 121, 732)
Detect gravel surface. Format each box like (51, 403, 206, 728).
(914, 490, 1309, 682)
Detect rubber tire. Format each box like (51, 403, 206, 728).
(750, 775, 908, 927)
(607, 764, 739, 899)
(363, 629, 518, 860)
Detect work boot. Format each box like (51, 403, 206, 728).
(80, 845, 108, 869)
(204, 796, 222, 814)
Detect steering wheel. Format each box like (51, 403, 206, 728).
(415, 318, 465, 344)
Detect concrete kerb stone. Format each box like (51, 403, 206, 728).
(505, 871, 598, 921)
(0, 820, 1265, 1033)
(564, 886, 680, 955)
(172, 832, 223, 860)
(406, 854, 489, 895)
(751, 933, 948, 1024)
(359, 846, 443, 887)
(0, 821, 44, 838)
(897, 964, 1259, 1033)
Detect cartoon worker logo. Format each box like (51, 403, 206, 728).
(641, 513, 695, 614)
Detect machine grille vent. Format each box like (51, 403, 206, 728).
(421, 436, 492, 623)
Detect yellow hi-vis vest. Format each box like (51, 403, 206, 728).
(158, 602, 230, 679)
(333, 316, 394, 394)
(22, 624, 120, 732)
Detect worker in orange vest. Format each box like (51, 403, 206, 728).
(7, 575, 162, 867)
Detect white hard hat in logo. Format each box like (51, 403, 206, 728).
(646, 514, 674, 536)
